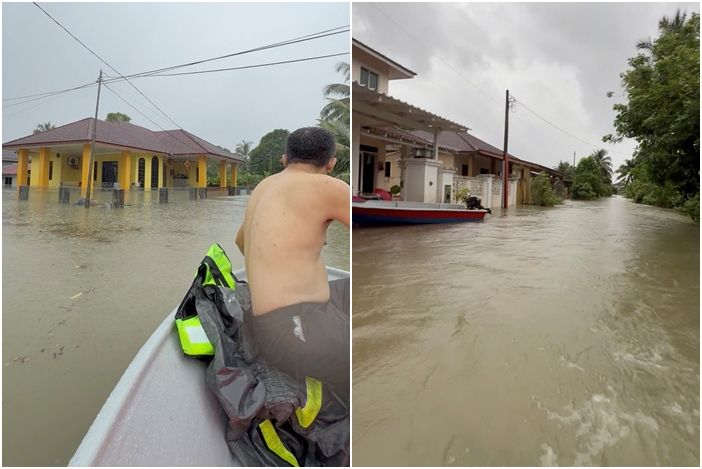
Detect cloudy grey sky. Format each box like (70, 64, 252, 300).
(353, 2, 699, 172)
(3, 2, 349, 151)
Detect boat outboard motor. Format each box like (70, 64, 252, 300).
(466, 196, 492, 214)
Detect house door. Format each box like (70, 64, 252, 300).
(360, 152, 376, 194)
(102, 161, 118, 187)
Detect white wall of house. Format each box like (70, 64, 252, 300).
(404, 158, 441, 203)
(352, 48, 391, 94)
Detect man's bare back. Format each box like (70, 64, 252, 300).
(236, 164, 349, 316)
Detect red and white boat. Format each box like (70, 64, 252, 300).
(352, 199, 488, 226)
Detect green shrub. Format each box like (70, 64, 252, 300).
(680, 193, 700, 221)
(572, 181, 598, 200)
(530, 172, 561, 206)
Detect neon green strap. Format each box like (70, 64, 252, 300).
(175, 316, 214, 356)
(295, 377, 323, 428)
(258, 420, 300, 467)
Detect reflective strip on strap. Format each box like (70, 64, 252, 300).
(175, 317, 214, 356)
(295, 376, 322, 428)
(258, 420, 300, 467)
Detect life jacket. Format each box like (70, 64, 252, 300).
(175, 244, 350, 465)
(174, 243, 237, 356)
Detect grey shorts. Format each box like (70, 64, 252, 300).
(252, 278, 349, 400)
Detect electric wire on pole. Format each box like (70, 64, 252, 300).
(84, 69, 102, 208)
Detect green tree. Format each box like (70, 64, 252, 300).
(555, 160, 575, 178)
(604, 10, 699, 218)
(530, 172, 562, 206)
(235, 140, 253, 159)
(590, 149, 613, 183)
(248, 129, 289, 175)
(616, 158, 636, 185)
(572, 156, 608, 200)
(320, 62, 350, 125)
(319, 62, 350, 182)
(33, 121, 55, 134)
(106, 112, 131, 123)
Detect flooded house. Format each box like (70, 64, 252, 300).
(2, 118, 244, 197)
(351, 39, 565, 208)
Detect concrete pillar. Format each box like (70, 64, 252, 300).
(17, 149, 29, 187)
(230, 164, 237, 187)
(399, 145, 410, 200)
(81, 144, 91, 197)
(119, 150, 132, 190)
(219, 161, 227, 188)
(433, 128, 440, 161)
(478, 174, 493, 209)
(468, 154, 474, 176)
(197, 155, 207, 188)
(351, 119, 361, 194)
(144, 155, 152, 191)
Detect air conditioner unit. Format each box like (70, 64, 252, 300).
(68, 156, 80, 169)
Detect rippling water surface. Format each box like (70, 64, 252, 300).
(2, 188, 349, 466)
(352, 196, 699, 466)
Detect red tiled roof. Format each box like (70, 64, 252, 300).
(2, 162, 30, 175)
(2, 118, 243, 162)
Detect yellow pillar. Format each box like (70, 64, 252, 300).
(198, 155, 207, 188)
(158, 156, 164, 189)
(230, 163, 237, 188)
(17, 149, 29, 187)
(119, 150, 131, 190)
(219, 161, 227, 188)
(34, 147, 50, 187)
(187, 161, 196, 187)
(144, 155, 152, 190)
(81, 144, 91, 197)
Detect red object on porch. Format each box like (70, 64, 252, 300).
(374, 188, 392, 201)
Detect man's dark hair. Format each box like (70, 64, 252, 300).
(285, 127, 336, 167)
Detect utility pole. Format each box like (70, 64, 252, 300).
(502, 89, 510, 210)
(573, 151, 576, 168)
(84, 69, 103, 208)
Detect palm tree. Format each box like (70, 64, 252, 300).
(590, 149, 613, 182)
(33, 121, 55, 134)
(616, 159, 636, 185)
(320, 62, 349, 124)
(235, 140, 254, 170)
(319, 62, 350, 182)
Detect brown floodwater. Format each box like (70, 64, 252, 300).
(2, 187, 349, 466)
(352, 196, 699, 466)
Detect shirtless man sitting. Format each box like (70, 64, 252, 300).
(235, 127, 350, 399)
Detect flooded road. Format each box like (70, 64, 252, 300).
(2, 188, 349, 466)
(352, 196, 699, 466)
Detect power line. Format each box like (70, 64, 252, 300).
(369, 3, 500, 106)
(2, 80, 96, 102)
(102, 83, 166, 131)
(513, 98, 630, 156)
(102, 80, 216, 153)
(368, 3, 630, 158)
(2, 80, 97, 108)
(145, 52, 348, 78)
(108, 27, 350, 80)
(33, 2, 187, 132)
(5, 25, 348, 103)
